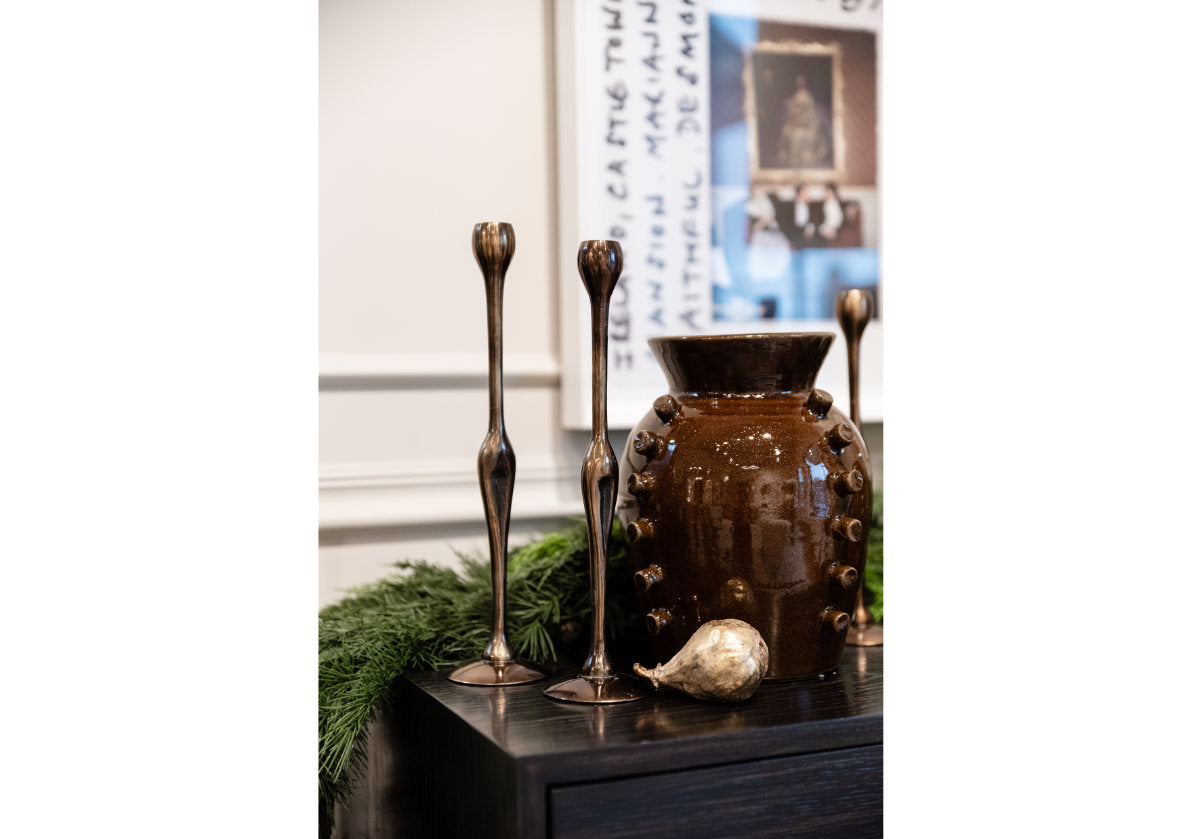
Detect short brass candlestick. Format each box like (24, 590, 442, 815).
(448, 222, 546, 686)
(836, 288, 883, 648)
(544, 241, 650, 704)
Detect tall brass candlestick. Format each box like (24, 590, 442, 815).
(835, 288, 883, 648)
(545, 241, 650, 704)
(448, 222, 546, 686)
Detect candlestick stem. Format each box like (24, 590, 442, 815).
(449, 222, 546, 686)
(545, 240, 649, 704)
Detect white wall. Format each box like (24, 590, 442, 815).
(319, 0, 590, 606)
(319, 0, 882, 607)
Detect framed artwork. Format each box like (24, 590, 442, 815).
(556, 0, 881, 430)
(746, 41, 845, 184)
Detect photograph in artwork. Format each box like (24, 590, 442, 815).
(751, 47, 840, 175)
(709, 14, 878, 322)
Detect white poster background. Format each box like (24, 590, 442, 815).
(558, 0, 881, 429)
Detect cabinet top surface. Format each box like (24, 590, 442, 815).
(404, 645, 882, 762)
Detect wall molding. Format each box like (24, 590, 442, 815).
(319, 352, 561, 390)
(319, 456, 582, 531)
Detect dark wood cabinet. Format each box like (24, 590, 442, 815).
(333, 646, 881, 839)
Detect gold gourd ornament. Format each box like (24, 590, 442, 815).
(633, 619, 769, 702)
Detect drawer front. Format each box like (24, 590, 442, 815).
(549, 745, 882, 839)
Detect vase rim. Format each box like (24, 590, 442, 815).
(649, 331, 836, 345)
(648, 332, 835, 395)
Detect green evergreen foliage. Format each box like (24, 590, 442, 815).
(864, 489, 884, 622)
(318, 492, 883, 817)
(318, 521, 633, 815)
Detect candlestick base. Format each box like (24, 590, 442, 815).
(543, 673, 650, 704)
(447, 659, 546, 686)
(846, 624, 883, 647)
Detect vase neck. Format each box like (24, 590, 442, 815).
(649, 333, 834, 395)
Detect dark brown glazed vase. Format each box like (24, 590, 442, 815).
(616, 333, 872, 680)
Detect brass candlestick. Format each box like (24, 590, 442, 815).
(448, 222, 546, 686)
(835, 288, 882, 648)
(545, 241, 650, 704)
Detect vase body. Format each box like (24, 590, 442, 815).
(616, 333, 872, 680)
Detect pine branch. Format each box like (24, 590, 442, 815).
(318, 519, 621, 816)
(864, 489, 884, 622)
